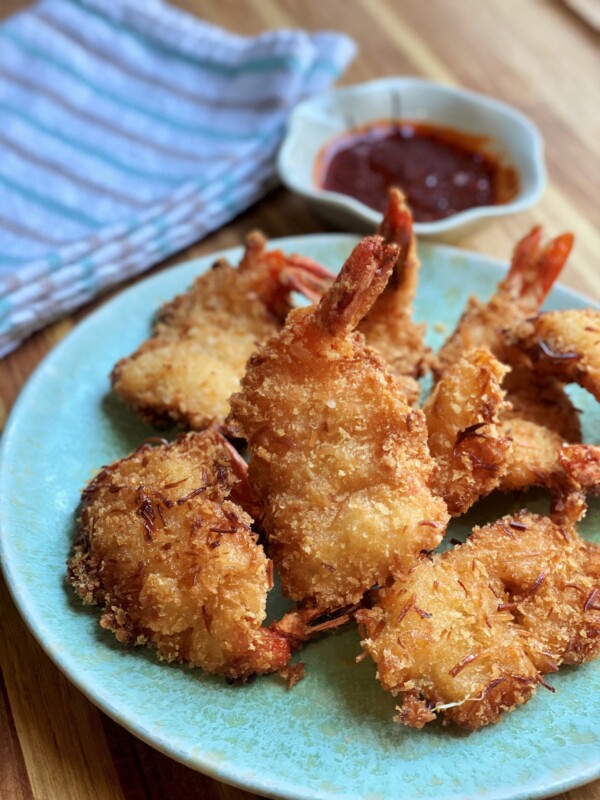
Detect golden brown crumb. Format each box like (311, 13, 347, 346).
(67, 430, 291, 680)
(498, 369, 582, 492)
(504, 309, 600, 401)
(359, 510, 600, 730)
(277, 663, 306, 689)
(435, 228, 580, 496)
(111, 232, 332, 432)
(358, 552, 538, 731)
(424, 348, 512, 515)
(436, 227, 573, 375)
(559, 444, 600, 494)
(229, 236, 449, 611)
(470, 511, 600, 668)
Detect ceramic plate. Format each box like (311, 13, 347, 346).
(1, 235, 599, 800)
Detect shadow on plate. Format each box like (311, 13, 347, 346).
(101, 391, 180, 454)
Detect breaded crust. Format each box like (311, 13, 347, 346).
(504, 309, 600, 401)
(359, 511, 600, 730)
(229, 237, 449, 610)
(68, 430, 291, 680)
(111, 257, 280, 431)
(424, 348, 512, 515)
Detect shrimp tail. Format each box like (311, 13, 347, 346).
(279, 257, 335, 303)
(236, 229, 335, 312)
(239, 229, 269, 271)
(316, 236, 401, 336)
(379, 187, 413, 250)
(216, 431, 263, 519)
(378, 187, 415, 289)
(501, 227, 574, 309)
(272, 602, 362, 650)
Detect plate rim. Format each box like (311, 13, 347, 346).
(1, 233, 599, 800)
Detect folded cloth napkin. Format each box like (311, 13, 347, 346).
(0, 0, 355, 357)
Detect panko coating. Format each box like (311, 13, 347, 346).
(437, 226, 580, 495)
(358, 511, 600, 730)
(469, 512, 600, 669)
(500, 368, 582, 442)
(436, 226, 573, 374)
(559, 444, 600, 495)
(111, 231, 332, 432)
(229, 236, 449, 611)
(358, 551, 539, 731)
(498, 368, 582, 492)
(67, 430, 291, 681)
(504, 309, 600, 401)
(359, 188, 432, 404)
(423, 348, 512, 515)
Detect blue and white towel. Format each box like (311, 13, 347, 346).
(0, 0, 355, 357)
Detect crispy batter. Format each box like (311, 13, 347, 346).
(436, 227, 579, 494)
(498, 368, 582, 492)
(437, 227, 573, 375)
(501, 368, 582, 441)
(111, 232, 332, 432)
(67, 430, 291, 681)
(498, 417, 566, 492)
(359, 511, 600, 730)
(229, 236, 449, 610)
(424, 348, 512, 515)
(359, 189, 431, 404)
(559, 444, 600, 495)
(469, 512, 600, 668)
(504, 309, 600, 401)
(358, 553, 538, 731)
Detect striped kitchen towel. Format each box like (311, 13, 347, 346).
(0, 0, 356, 357)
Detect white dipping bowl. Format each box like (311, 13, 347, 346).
(277, 77, 546, 240)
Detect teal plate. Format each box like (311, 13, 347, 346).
(1, 235, 599, 800)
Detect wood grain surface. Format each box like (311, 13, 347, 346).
(1, 1, 599, 799)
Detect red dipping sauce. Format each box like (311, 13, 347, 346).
(317, 121, 518, 222)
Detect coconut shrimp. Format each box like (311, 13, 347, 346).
(498, 369, 582, 492)
(559, 444, 600, 495)
(358, 551, 538, 731)
(67, 430, 292, 681)
(111, 231, 333, 433)
(504, 309, 600, 401)
(359, 188, 431, 404)
(423, 348, 512, 515)
(436, 226, 580, 493)
(358, 510, 600, 730)
(469, 512, 600, 669)
(229, 236, 449, 611)
(436, 226, 574, 375)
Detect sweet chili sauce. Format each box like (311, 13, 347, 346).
(317, 120, 518, 222)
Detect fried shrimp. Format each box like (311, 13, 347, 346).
(504, 309, 600, 401)
(437, 226, 573, 375)
(469, 512, 600, 669)
(423, 348, 512, 515)
(229, 236, 449, 611)
(67, 430, 291, 681)
(359, 188, 431, 404)
(501, 368, 582, 442)
(111, 231, 332, 432)
(358, 511, 600, 730)
(559, 444, 600, 495)
(436, 226, 580, 494)
(358, 553, 539, 731)
(497, 368, 582, 492)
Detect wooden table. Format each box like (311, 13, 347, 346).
(1, 1, 599, 799)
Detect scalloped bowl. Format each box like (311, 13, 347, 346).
(277, 77, 547, 240)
